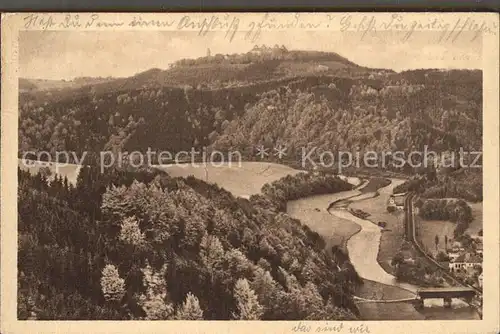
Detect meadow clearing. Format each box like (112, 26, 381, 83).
(156, 161, 303, 198)
(18, 159, 81, 185)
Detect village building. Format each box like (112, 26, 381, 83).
(450, 241, 465, 252)
(388, 192, 406, 209)
(448, 253, 482, 272)
(447, 251, 461, 262)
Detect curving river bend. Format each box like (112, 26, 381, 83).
(287, 177, 480, 320)
(329, 178, 418, 293)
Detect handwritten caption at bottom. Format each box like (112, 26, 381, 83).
(292, 322, 370, 333)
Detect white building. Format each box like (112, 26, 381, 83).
(447, 251, 461, 262)
(448, 253, 482, 272)
(388, 193, 406, 209)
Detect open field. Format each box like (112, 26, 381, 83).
(359, 177, 391, 193)
(18, 160, 303, 198)
(348, 179, 406, 275)
(157, 162, 303, 198)
(356, 279, 415, 300)
(18, 159, 81, 185)
(356, 302, 424, 320)
(415, 217, 456, 257)
(418, 305, 480, 320)
(416, 201, 482, 257)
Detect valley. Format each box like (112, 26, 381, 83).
(16, 43, 484, 321)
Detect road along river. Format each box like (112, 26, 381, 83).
(287, 177, 480, 319)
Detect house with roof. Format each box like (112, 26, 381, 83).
(388, 192, 406, 210)
(446, 251, 461, 262)
(448, 253, 482, 272)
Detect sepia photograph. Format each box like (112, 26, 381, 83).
(1, 12, 499, 334)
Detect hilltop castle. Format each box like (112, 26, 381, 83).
(249, 44, 288, 55)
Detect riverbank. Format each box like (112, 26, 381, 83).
(287, 189, 362, 253)
(347, 179, 406, 276)
(326, 180, 423, 320)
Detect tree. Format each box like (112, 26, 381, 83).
(436, 251, 449, 262)
(251, 268, 278, 305)
(199, 233, 225, 270)
(435, 235, 439, 251)
(119, 216, 145, 247)
(232, 278, 264, 320)
(391, 252, 404, 267)
(176, 292, 204, 320)
(444, 235, 448, 250)
(301, 282, 326, 320)
(301, 258, 319, 282)
(100, 264, 125, 303)
(138, 262, 174, 320)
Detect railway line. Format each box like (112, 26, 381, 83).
(404, 193, 483, 297)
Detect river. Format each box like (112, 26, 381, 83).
(330, 179, 418, 293)
(287, 177, 480, 320)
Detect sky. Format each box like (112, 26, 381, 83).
(19, 30, 482, 80)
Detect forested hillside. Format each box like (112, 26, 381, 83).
(213, 69, 482, 162)
(19, 75, 356, 159)
(19, 51, 482, 170)
(18, 167, 361, 320)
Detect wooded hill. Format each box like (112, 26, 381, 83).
(18, 166, 361, 320)
(19, 48, 482, 164)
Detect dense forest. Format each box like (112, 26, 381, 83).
(19, 50, 482, 172)
(213, 71, 482, 165)
(261, 172, 354, 211)
(18, 166, 361, 320)
(393, 167, 482, 203)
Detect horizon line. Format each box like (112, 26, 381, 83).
(19, 66, 483, 82)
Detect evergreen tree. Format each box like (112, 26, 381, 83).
(176, 292, 204, 320)
(232, 278, 263, 320)
(138, 262, 174, 320)
(100, 264, 125, 303)
(302, 282, 325, 320)
(119, 216, 145, 247)
(200, 232, 225, 270)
